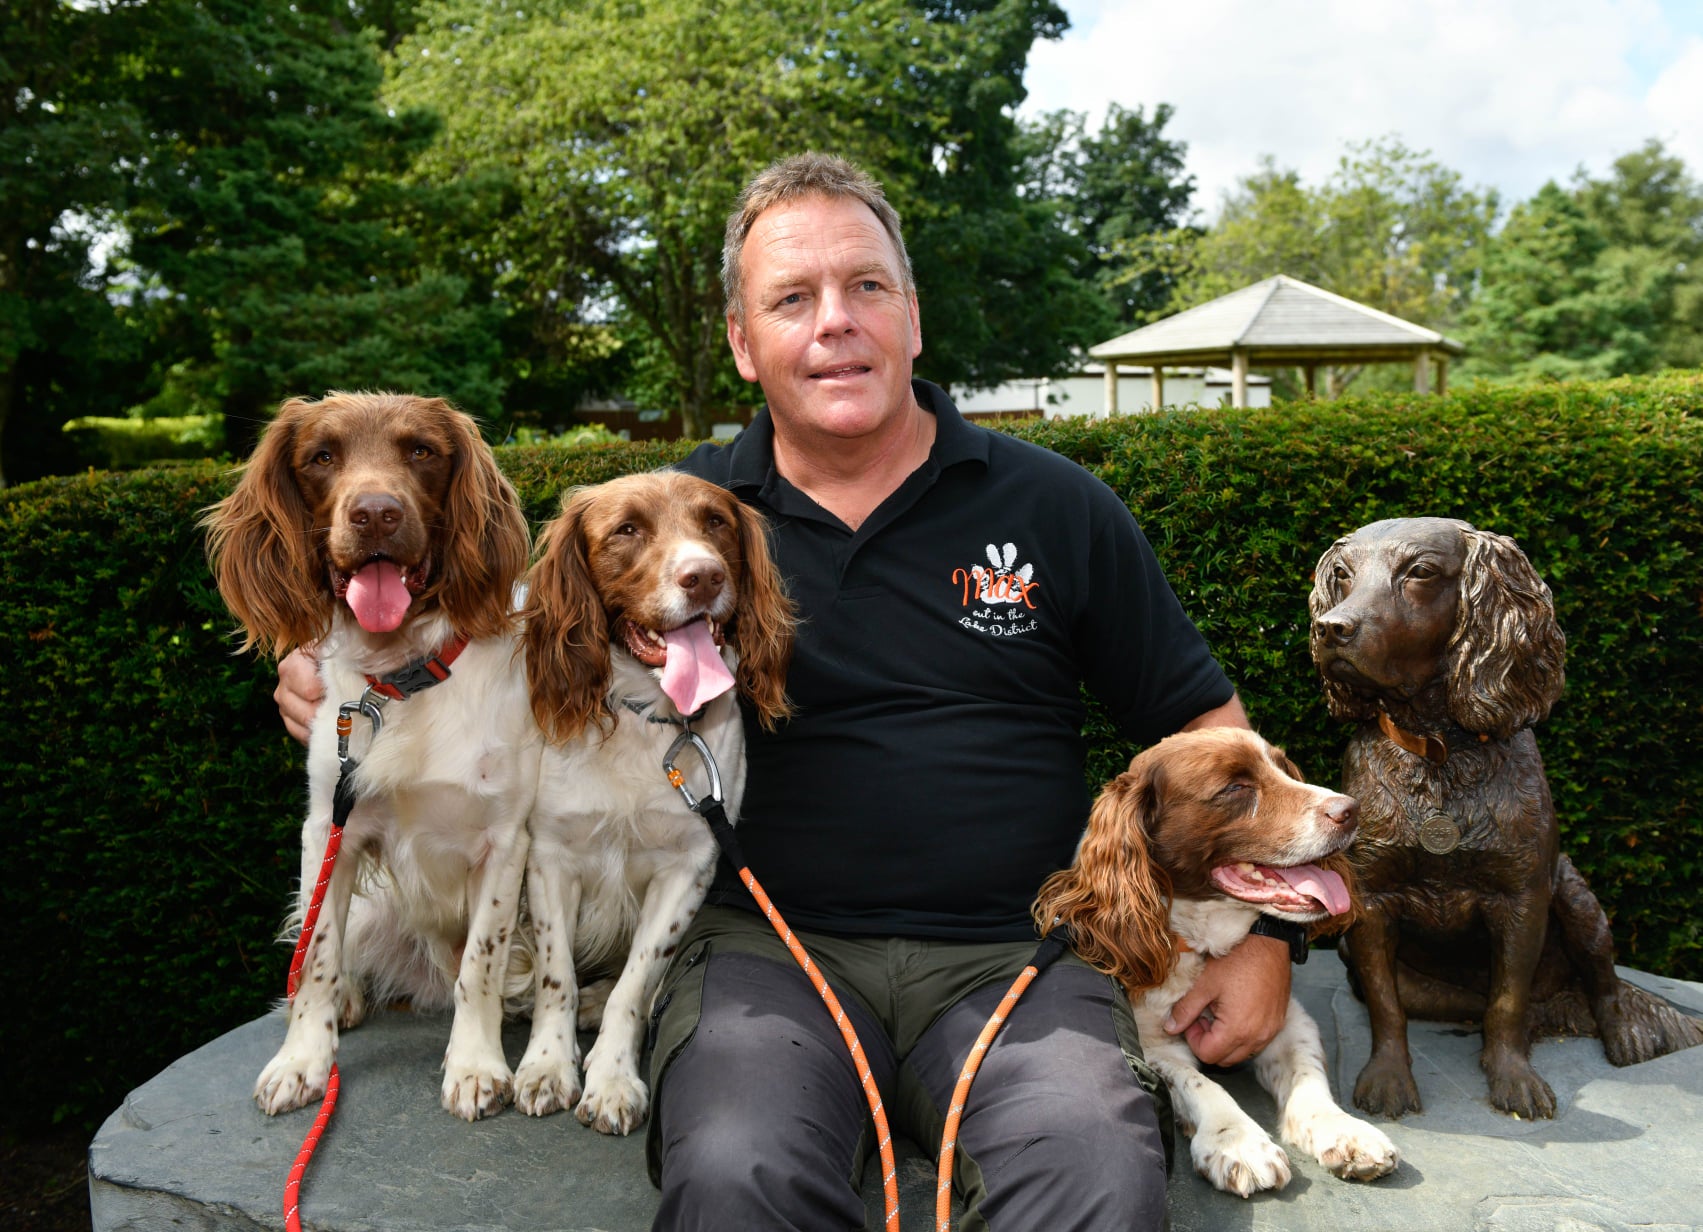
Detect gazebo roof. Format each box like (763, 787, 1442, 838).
(1088, 275, 1464, 367)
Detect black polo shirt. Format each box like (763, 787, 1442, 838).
(677, 380, 1233, 941)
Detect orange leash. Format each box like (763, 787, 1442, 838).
(934, 929, 1071, 1232)
(665, 730, 900, 1232)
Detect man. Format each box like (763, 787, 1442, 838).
(276, 153, 1291, 1230)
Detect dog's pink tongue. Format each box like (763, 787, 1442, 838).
(346, 561, 413, 633)
(1272, 864, 1352, 916)
(661, 621, 735, 714)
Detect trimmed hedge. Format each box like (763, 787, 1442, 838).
(3, 375, 1699, 1133)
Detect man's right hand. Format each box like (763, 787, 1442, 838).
(276, 646, 324, 745)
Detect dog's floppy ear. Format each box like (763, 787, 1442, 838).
(202, 397, 330, 656)
(522, 487, 614, 743)
(729, 500, 794, 730)
(1033, 759, 1177, 994)
(1308, 534, 1377, 722)
(1447, 527, 1566, 738)
(429, 400, 530, 642)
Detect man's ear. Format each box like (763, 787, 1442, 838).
(727, 310, 760, 383)
(908, 289, 922, 360)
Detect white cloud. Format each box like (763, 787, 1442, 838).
(1019, 0, 1701, 218)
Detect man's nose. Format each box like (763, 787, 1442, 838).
(816, 287, 856, 337)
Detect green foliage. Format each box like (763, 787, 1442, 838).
(1459, 141, 1703, 382)
(6, 375, 1701, 1137)
(119, 0, 508, 442)
(0, 0, 151, 488)
(61, 413, 226, 470)
(1018, 102, 1197, 325)
(1126, 137, 1498, 397)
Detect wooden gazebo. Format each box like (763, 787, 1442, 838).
(1088, 275, 1464, 410)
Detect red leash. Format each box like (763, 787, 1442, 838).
(277, 636, 467, 1231)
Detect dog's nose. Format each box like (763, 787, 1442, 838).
(1315, 611, 1358, 644)
(349, 493, 404, 537)
(676, 557, 726, 597)
(1323, 794, 1359, 829)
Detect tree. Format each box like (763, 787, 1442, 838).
(1019, 102, 1196, 325)
(121, 0, 506, 449)
(1177, 139, 1496, 325)
(0, 0, 145, 487)
(1459, 141, 1703, 382)
(386, 0, 1097, 435)
(1125, 138, 1496, 394)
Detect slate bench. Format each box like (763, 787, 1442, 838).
(89, 954, 1703, 1231)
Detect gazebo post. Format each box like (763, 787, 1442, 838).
(1231, 349, 1248, 408)
(1303, 364, 1317, 398)
(1104, 361, 1119, 417)
(1413, 350, 1432, 395)
(1150, 366, 1164, 413)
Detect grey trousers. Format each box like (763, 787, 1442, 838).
(644, 905, 1170, 1232)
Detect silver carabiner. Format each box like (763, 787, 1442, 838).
(663, 728, 723, 811)
(335, 688, 388, 765)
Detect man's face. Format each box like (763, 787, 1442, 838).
(726, 193, 923, 446)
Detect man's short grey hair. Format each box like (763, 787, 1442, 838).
(722, 152, 914, 321)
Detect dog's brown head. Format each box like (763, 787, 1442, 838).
(1033, 727, 1359, 994)
(1308, 517, 1565, 739)
(522, 471, 795, 744)
(203, 392, 530, 655)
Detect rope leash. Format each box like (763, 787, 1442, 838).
(282, 706, 368, 1232)
(933, 929, 1070, 1232)
(277, 637, 466, 1232)
(664, 729, 902, 1232)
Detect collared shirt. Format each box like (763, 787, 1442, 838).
(677, 380, 1233, 940)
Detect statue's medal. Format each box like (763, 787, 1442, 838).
(1418, 811, 1462, 855)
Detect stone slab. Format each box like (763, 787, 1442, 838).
(90, 956, 1703, 1231)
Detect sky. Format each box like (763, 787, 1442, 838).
(1018, 0, 1703, 220)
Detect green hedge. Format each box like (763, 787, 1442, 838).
(3, 375, 1699, 1133)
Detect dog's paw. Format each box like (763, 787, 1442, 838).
(1192, 1123, 1292, 1197)
(337, 980, 367, 1031)
(576, 977, 614, 1031)
(441, 1059, 514, 1121)
(1285, 1107, 1400, 1181)
(1353, 1055, 1423, 1118)
(254, 1045, 333, 1116)
(1486, 1057, 1556, 1120)
(515, 1056, 582, 1118)
(576, 1069, 649, 1136)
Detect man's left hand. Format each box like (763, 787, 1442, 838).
(1162, 931, 1291, 1065)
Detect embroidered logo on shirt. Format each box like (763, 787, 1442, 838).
(951, 542, 1041, 638)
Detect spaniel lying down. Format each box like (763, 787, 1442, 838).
(516, 471, 793, 1134)
(204, 392, 538, 1121)
(1036, 728, 1399, 1197)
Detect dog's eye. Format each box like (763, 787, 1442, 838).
(614, 522, 639, 537)
(1331, 563, 1351, 584)
(411, 444, 433, 461)
(312, 449, 334, 466)
(1218, 781, 1252, 799)
(705, 513, 727, 530)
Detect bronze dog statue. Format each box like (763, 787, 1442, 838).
(1308, 516, 1701, 1120)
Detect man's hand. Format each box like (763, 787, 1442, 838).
(1163, 931, 1291, 1065)
(276, 646, 324, 746)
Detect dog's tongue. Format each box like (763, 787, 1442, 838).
(346, 561, 413, 633)
(1271, 864, 1352, 916)
(660, 620, 735, 714)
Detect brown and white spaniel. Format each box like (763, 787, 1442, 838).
(204, 391, 539, 1122)
(1034, 727, 1399, 1197)
(516, 471, 793, 1134)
